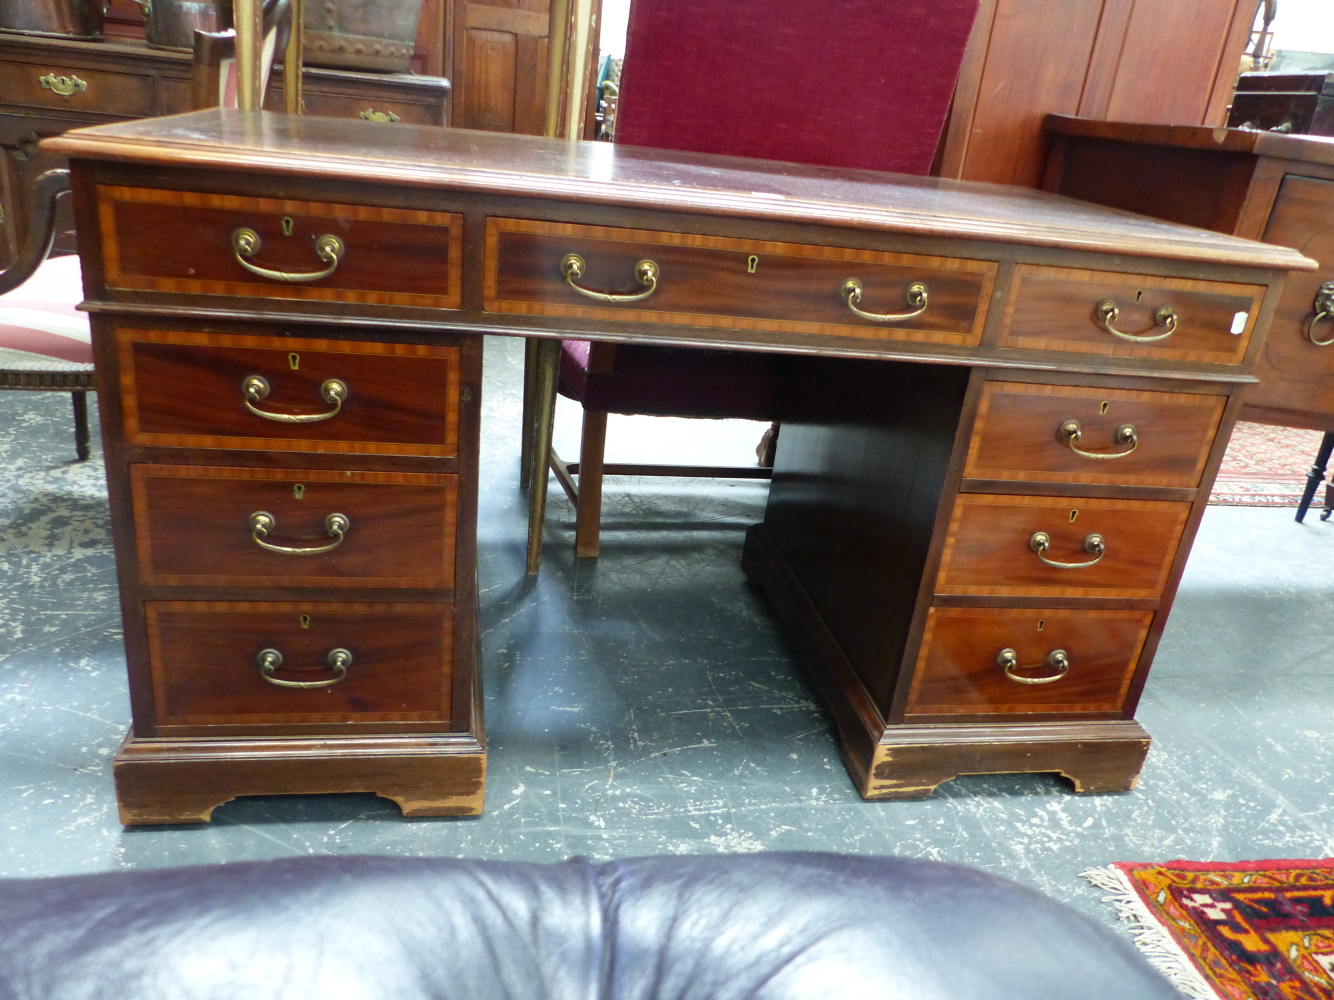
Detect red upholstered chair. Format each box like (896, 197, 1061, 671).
(525, 0, 980, 568)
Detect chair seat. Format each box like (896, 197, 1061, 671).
(558, 339, 782, 420)
(0, 255, 93, 370)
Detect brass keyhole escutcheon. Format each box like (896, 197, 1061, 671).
(1135, 289, 1143, 303)
(1069, 509, 1078, 522)
(300, 614, 310, 629)
(1037, 620, 1045, 631)
(289, 352, 300, 370)
(293, 484, 305, 499)
(1100, 401, 1109, 415)
(282, 216, 295, 236)
(747, 255, 759, 274)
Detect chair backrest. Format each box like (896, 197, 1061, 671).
(613, 0, 979, 175)
(191, 0, 291, 111)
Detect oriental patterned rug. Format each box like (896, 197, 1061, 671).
(1083, 859, 1334, 999)
(1209, 421, 1325, 507)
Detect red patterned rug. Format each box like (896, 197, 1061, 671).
(1209, 422, 1326, 507)
(1084, 860, 1334, 999)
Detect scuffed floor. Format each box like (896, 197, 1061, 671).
(1, 334, 1333, 933)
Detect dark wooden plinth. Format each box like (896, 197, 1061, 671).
(742, 524, 1151, 800)
(113, 733, 486, 825)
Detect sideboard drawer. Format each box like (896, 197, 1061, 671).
(998, 264, 1264, 364)
(131, 465, 457, 589)
(0, 61, 156, 116)
(936, 494, 1190, 599)
(963, 381, 1225, 488)
(905, 607, 1153, 717)
(118, 329, 461, 457)
(146, 601, 453, 728)
(98, 186, 463, 309)
(486, 218, 996, 345)
(296, 91, 441, 126)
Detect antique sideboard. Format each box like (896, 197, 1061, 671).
(45, 110, 1313, 823)
(0, 32, 450, 269)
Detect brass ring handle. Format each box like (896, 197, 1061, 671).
(249, 511, 349, 555)
(1094, 299, 1177, 342)
(231, 228, 344, 283)
(840, 279, 928, 323)
(256, 647, 352, 689)
(1057, 420, 1138, 460)
(996, 648, 1070, 685)
(1307, 281, 1334, 346)
(561, 253, 659, 303)
(1029, 531, 1105, 569)
(243, 375, 347, 423)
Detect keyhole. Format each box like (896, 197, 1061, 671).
(1037, 620, 1045, 631)
(289, 352, 300, 370)
(293, 484, 305, 499)
(1069, 509, 1078, 522)
(282, 216, 294, 236)
(1100, 401, 1109, 415)
(747, 255, 758, 274)
(1134, 289, 1143, 303)
(299, 614, 310, 629)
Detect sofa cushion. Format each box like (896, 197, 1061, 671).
(0, 255, 92, 368)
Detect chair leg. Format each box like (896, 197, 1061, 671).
(526, 338, 560, 575)
(71, 390, 90, 462)
(575, 409, 608, 558)
(1296, 431, 1334, 523)
(519, 337, 539, 489)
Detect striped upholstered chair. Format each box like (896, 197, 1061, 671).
(0, 170, 93, 462)
(526, 0, 980, 567)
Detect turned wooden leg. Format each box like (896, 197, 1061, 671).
(526, 339, 559, 575)
(71, 390, 90, 461)
(575, 408, 608, 558)
(1298, 432, 1334, 523)
(520, 338, 539, 489)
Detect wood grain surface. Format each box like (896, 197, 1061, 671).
(963, 381, 1225, 488)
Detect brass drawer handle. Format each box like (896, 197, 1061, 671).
(1057, 419, 1137, 460)
(561, 253, 659, 303)
(243, 375, 347, 423)
(360, 109, 401, 122)
(39, 72, 87, 97)
(840, 279, 928, 323)
(1029, 531, 1105, 569)
(996, 648, 1070, 685)
(256, 647, 352, 689)
(1094, 298, 1177, 342)
(250, 511, 349, 555)
(231, 228, 344, 283)
(1307, 281, 1334, 346)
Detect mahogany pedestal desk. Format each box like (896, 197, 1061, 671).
(45, 110, 1312, 824)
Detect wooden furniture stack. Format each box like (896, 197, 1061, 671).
(0, 31, 449, 268)
(45, 109, 1311, 820)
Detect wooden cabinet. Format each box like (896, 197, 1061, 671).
(0, 32, 449, 268)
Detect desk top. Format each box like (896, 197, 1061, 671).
(47, 110, 1313, 274)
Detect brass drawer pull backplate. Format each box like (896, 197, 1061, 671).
(996, 648, 1070, 685)
(1029, 531, 1105, 569)
(1057, 419, 1137, 460)
(256, 647, 352, 689)
(360, 109, 401, 122)
(231, 228, 344, 283)
(39, 72, 87, 97)
(1308, 280, 1334, 346)
(249, 511, 350, 555)
(561, 253, 659, 303)
(841, 279, 928, 323)
(243, 375, 347, 423)
(1094, 298, 1177, 342)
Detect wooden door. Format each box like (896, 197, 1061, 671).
(451, 0, 551, 134)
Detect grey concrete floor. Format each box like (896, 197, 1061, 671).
(2, 333, 1333, 933)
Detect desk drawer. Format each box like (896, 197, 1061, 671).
(146, 601, 452, 728)
(936, 494, 1190, 599)
(963, 382, 1225, 488)
(131, 465, 457, 589)
(98, 186, 463, 309)
(293, 91, 441, 126)
(905, 607, 1152, 717)
(486, 219, 996, 345)
(118, 329, 461, 457)
(998, 265, 1263, 364)
(0, 62, 156, 116)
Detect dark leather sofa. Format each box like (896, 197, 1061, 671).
(0, 852, 1173, 999)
